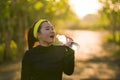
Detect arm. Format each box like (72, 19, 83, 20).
(21, 51, 31, 80)
(63, 46, 75, 75)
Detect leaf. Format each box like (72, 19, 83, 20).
(34, 1, 43, 10)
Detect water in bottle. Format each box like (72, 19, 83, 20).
(56, 34, 80, 51)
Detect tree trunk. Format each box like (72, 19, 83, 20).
(111, 14, 117, 43)
(17, 13, 25, 59)
(15, 0, 27, 59)
(3, 33, 12, 61)
(3, 20, 13, 61)
(119, 31, 120, 45)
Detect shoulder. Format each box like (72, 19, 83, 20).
(26, 45, 40, 53)
(65, 46, 74, 51)
(23, 46, 37, 57)
(52, 45, 74, 52)
(52, 44, 66, 49)
(23, 50, 31, 59)
(63, 46, 75, 55)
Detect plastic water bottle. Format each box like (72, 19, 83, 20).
(56, 34, 80, 51)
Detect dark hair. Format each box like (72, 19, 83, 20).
(28, 27, 38, 49)
(27, 20, 48, 49)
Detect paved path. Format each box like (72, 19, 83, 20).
(62, 30, 120, 80)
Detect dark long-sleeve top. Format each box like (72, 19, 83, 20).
(21, 45, 75, 80)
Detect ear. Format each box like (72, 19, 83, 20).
(37, 32, 41, 39)
(37, 32, 39, 38)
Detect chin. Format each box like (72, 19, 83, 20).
(47, 39, 53, 42)
(49, 41, 54, 43)
(49, 39, 54, 43)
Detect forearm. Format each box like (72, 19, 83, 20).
(63, 46, 75, 75)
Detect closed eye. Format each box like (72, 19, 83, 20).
(46, 28, 50, 30)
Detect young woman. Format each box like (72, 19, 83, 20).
(21, 19, 75, 80)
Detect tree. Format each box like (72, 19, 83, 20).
(0, 0, 79, 62)
(99, 0, 120, 44)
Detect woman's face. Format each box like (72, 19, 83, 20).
(37, 21, 55, 45)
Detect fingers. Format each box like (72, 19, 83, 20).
(66, 36, 73, 42)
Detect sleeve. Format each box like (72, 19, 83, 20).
(21, 51, 31, 80)
(63, 46, 75, 75)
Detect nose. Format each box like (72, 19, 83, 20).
(50, 29, 55, 33)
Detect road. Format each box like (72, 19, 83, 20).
(62, 30, 120, 80)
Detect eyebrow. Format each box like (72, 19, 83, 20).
(44, 25, 54, 28)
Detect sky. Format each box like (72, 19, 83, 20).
(68, 0, 102, 19)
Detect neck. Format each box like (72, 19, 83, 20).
(39, 41, 52, 47)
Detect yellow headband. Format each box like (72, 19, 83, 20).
(33, 19, 46, 38)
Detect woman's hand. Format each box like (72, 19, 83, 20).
(64, 36, 73, 46)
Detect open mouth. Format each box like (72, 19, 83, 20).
(50, 35, 54, 39)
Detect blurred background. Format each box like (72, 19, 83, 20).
(0, 0, 120, 80)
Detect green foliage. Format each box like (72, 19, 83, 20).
(105, 31, 120, 44)
(99, 0, 120, 44)
(34, 1, 43, 10)
(10, 40, 17, 54)
(10, 40, 17, 61)
(109, 44, 120, 59)
(0, 0, 10, 19)
(0, 40, 18, 61)
(99, 0, 120, 26)
(0, 43, 5, 62)
(0, 0, 80, 61)
(0, 43, 5, 57)
(105, 33, 113, 42)
(116, 31, 120, 43)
